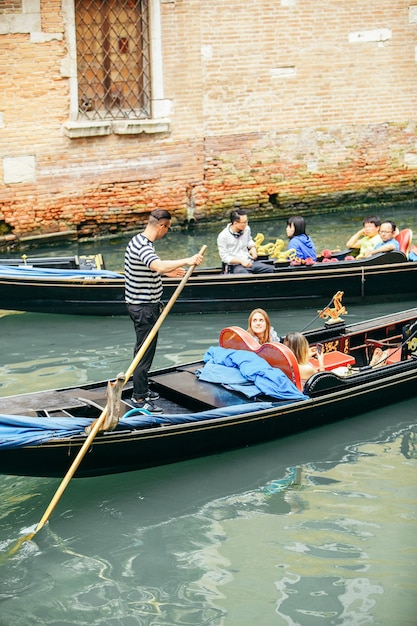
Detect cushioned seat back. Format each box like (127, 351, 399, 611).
(219, 326, 302, 391)
(395, 228, 413, 256)
(219, 326, 260, 352)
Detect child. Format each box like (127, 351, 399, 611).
(346, 215, 382, 258)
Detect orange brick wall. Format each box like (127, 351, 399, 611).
(1, 0, 417, 239)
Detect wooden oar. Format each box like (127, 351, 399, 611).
(33, 245, 207, 535)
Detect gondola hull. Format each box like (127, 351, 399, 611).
(0, 251, 416, 315)
(0, 308, 416, 477)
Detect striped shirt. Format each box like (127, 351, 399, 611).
(124, 233, 163, 304)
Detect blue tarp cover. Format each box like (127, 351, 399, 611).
(199, 346, 307, 401)
(0, 347, 307, 450)
(0, 402, 275, 450)
(0, 264, 122, 279)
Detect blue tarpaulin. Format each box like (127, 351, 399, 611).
(199, 346, 307, 401)
(0, 402, 275, 450)
(0, 264, 122, 279)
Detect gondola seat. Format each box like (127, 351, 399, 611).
(309, 350, 355, 371)
(365, 338, 402, 365)
(395, 228, 413, 256)
(219, 326, 303, 391)
(303, 370, 348, 396)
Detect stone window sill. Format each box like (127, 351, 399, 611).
(63, 118, 170, 139)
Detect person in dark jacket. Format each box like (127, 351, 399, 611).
(286, 215, 317, 261)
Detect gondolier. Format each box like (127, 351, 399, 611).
(124, 209, 203, 413)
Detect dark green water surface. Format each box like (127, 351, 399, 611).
(5, 201, 417, 270)
(0, 206, 416, 624)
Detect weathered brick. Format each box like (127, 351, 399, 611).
(1, 1, 417, 239)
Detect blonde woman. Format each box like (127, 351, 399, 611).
(283, 332, 324, 383)
(247, 308, 279, 345)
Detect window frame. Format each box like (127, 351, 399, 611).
(63, 0, 170, 138)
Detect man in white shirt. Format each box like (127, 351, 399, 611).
(217, 209, 274, 274)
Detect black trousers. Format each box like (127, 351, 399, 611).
(127, 302, 162, 398)
(229, 260, 274, 274)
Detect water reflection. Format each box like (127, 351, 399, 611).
(1, 409, 416, 625)
(0, 265, 416, 623)
(401, 430, 417, 459)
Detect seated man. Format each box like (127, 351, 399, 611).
(363, 220, 400, 256)
(217, 209, 274, 274)
(346, 215, 382, 258)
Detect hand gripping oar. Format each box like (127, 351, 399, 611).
(33, 245, 207, 535)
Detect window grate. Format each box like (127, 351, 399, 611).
(75, 0, 151, 120)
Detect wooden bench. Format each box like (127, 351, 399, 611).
(150, 365, 250, 410)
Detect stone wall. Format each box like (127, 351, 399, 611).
(1, 0, 417, 241)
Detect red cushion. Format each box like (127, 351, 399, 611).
(310, 350, 355, 371)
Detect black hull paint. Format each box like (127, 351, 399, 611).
(0, 308, 416, 478)
(0, 365, 416, 478)
(0, 252, 416, 315)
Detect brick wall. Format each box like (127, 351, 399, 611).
(1, 0, 417, 240)
(0, 1, 22, 14)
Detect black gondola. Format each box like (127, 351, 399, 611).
(0, 250, 417, 315)
(0, 307, 416, 478)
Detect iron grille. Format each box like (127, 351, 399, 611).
(75, 0, 151, 120)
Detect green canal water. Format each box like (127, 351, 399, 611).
(0, 205, 416, 625)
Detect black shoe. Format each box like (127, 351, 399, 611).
(130, 397, 163, 414)
(146, 389, 159, 401)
